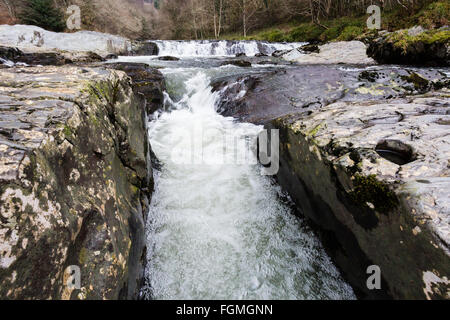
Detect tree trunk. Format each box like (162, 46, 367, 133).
(1, 0, 15, 18)
(218, 0, 223, 38)
(243, 0, 247, 37)
(214, 11, 218, 38)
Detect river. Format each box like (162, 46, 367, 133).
(115, 41, 356, 300)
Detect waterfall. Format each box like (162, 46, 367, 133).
(140, 70, 355, 300)
(152, 40, 305, 57)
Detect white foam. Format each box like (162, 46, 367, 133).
(153, 40, 305, 57)
(142, 71, 356, 300)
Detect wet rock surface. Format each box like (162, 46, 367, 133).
(130, 41, 159, 56)
(220, 59, 252, 67)
(212, 64, 449, 124)
(157, 56, 180, 61)
(0, 31, 449, 300)
(0, 65, 155, 299)
(214, 62, 450, 299)
(269, 92, 450, 299)
(299, 44, 320, 54)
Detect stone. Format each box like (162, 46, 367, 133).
(272, 49, 291, 57)
(220, 59, 252, 67)
(157, 56, 180, 61)
(0, 46, 106, 66)
(299, 44, 320, 53)
(105, 62, 166, 115)
(211, 64, 448, 124)
(367, 28, 450, 66)
(130, 41, 159, 56)
(0, 25, 131, 56)
(282, 41, 375, 64)
(212, 62, 450, 299)
(0, 25, 157, 57)
(0, 65, 160, 299)
(105, 54, 119, 60)
(408, 25, 426, 37)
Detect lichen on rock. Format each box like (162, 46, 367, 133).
(269, 92, 450, 299)
(0, 64, 157, 299)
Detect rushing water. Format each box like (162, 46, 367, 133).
(152, 39, 305, 57)
(115, 42, 356, 299)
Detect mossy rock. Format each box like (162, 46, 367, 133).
(400, 72, 430, 92)
(367, 28, 450, 66)
(349, 174, 399, 214)
(358, 70, 380, 82)
(387, 29, 450, 52)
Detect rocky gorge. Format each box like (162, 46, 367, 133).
(0, 24, 449, 300)
(212, 62, 450, 299)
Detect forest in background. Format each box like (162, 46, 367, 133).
(0, 0, 448, 41)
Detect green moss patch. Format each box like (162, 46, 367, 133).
(336, 26, 365, 41)
(63, 125, 72, 137)
(349, 174, 399, 213)
(401, 72, 430, 91)
(287, 24, 324, 42)
(387, 29, 450, 53)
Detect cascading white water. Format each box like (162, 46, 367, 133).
(141, 69, 356, 300)
(153, 40, 305, 57)
(0, 57, 17, 67)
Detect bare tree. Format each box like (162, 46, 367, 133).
(213, 0, 224, 38)
(231, 0, 265, 37)
(1, 0, 17, 18)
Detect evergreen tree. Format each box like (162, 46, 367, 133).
(19, 0, 65, 32)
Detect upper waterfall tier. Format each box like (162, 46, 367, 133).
(152, 40, 305, 57)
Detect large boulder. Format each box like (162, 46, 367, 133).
(367, 27, 450, 66)
(0, 25, 157, 57)
(157, 56, 180, 61)
(0, 25, 131, 56)
(105, 62, 166, 115)
(211, 65, 448, 124)
(0, 45, 105, 66)
(211, 64, 450, 299)
(268, 93, 450, 299)
(130, 41, 159, 56)
(220, 59, 252, 67)
(282, 41, 375, 64)
(0, 65, 157, 299)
